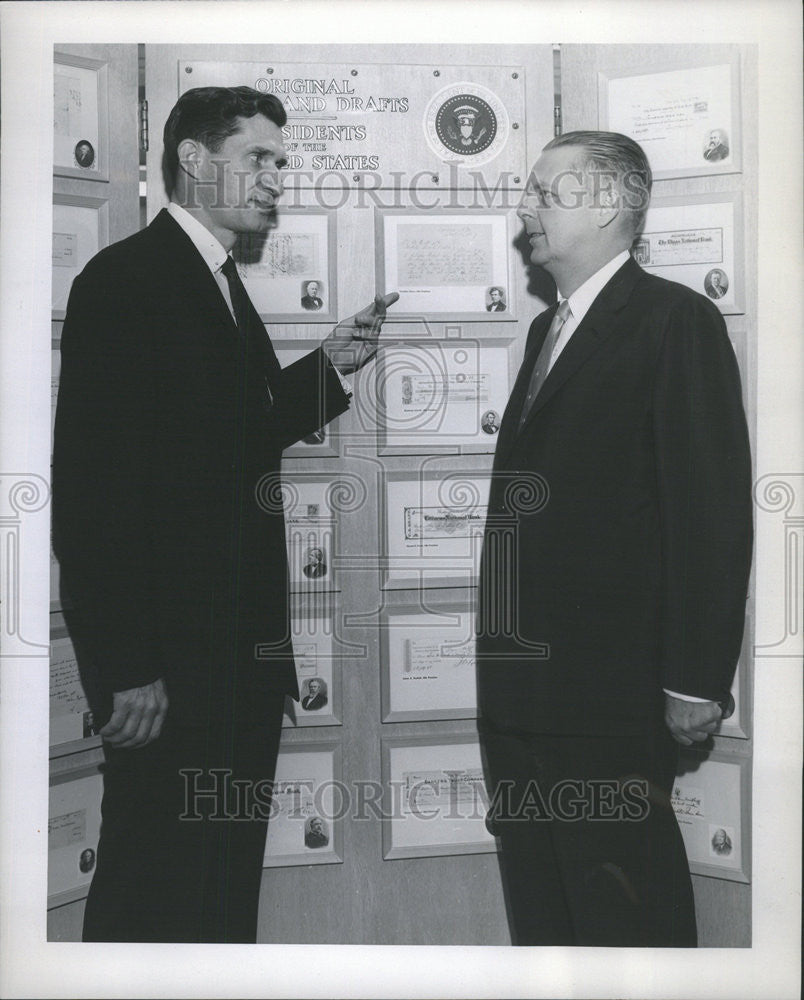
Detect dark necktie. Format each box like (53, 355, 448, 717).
(518, 299, 571, 428)
(220, 255, 274, 412)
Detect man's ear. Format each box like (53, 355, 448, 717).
(176, 138, 202, 177)
(596, 186, 621, 230)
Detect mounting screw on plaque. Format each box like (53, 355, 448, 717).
(351, 69, 358, 76)
(185, 66, 192, 74)
(433, 70, 440, 77)
(432, 175, 439, 184)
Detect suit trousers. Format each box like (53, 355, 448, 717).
(480, 724, 697, 947)
(82, 693, 286, 943)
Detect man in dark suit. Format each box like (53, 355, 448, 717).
(476, 131, 752, 947)
(52, 86, 396, 943)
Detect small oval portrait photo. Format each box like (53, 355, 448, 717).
(74, 140, 95, 168)
(78, 847, 96, 873)
(710, 827, 733, 857)
(301, 279, 324, 311)
(481, 409, 500, 435)
(704, 268, 729, 300)
(702, 128, 729, 162)
(302, 546, 327, 579)
(486, 286, 507, 312)
(301, 677, 328, 712)
(304, 815, 329, 849)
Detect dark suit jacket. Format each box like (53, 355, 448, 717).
(301, 295, 323, 310)
(52, 209, 350, 726)
(476, 257, 752, 736)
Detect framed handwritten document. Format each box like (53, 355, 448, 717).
(377, 338, 514, 455)
(280, 476, 340, 593)
(381, 734, 497, 860)
(50, 632, 100, 756)
(48, 754, 104, 907)
(279, 600, 341, 729)
(633, 192, 744, 314)
(382, 469, 490, 590)
(263, 739, 343, 868)
(54, 51, 109, 182)
(599, 58, 741, 179)
(235, 207, 336, 322)
(52, 195, 109, 318)
(672, 749, 750, 883)
(381, 603, 477, 722)
(376, 208, 515, 320)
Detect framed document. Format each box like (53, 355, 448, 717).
(275, 342, 339, 457)
(376, 208, 514, 320)
(382, 468, 490, 590)
(48, 755, 104, 907)
(381, 734, 496, 860)
(599, 58, 741, 179)
(263, 739, 343, 868)
(280, 602, 341, 728)
(672, 749, 750, 883)
(376, 338, 514, 455)
(52, 194, 109, 318)
(381, 603, 477, 722)
(234, 207, 336, 323)
(633, 192, 744, 314)
(54, 51, 110, 181)
(50, 632, 100, 755)
(281, 476, 340, 593)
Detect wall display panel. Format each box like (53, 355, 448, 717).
(54, 52, 109, 182)
(599, 57, 741, 179)
(263, 740, 343, 868)
(275, 342, 339, 457)
(672, 750, 750, 883)
(633, 192, 744, 315)
(52, 195, 109, 318)
(235, 208, 337, 323)
(48, 761, 104, 906)
(178, 61, 526, 189)
(377, 208, 515, 320)
(279, 600, 341, 728)
(381, 603, 477, 722)
(377, 338, 514, 455)
(50, 632, 100, 755)
(381, 734, 496, 860)
(382, 468, 490, 590)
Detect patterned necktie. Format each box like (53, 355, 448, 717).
(220, 255, 274, 412)
(519, 298, 572, 428)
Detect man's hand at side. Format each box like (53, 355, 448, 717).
(323, 291, 400, 374)
(664, 693, 722, 746)
(100, 678, 169, 749)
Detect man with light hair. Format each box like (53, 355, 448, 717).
(477, 130, 752, 946)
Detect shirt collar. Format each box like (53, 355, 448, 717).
(167, 202, 229, 275)
(559, 250, 630, 325)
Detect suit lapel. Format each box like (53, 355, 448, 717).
(493, 306, 557, 467)
(148, 209, 239, 339)
(517, 257, 643, 433)
(148, 210, 280, 381)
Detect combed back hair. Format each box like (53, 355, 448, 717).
(543, 130, 653, 237)
(162, 86, 287, 195)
